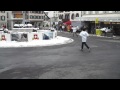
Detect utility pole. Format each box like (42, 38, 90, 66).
(22, 11, 26, 25)
(43, 11, 51, 27)
(80, 11, 82, 28)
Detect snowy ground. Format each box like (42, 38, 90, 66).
(0, 36, 74, 48)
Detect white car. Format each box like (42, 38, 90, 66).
(100, 28, 106, 31)
(100, 28, 111, 32)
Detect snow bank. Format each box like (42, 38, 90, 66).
(0, 36, 74, 48)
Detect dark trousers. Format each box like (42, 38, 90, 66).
(81, 42, 89, 49)
(73, 32, 78, 37)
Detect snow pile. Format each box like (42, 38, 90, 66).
(0, 36, 74, 48)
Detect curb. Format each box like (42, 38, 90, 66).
(89, 34, 120, 40)
(0, 36, 74, 48)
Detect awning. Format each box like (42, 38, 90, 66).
(64, 20, 71, 25)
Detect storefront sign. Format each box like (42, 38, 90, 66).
(104, 22, 110, 24)
(117, 22, 120, 24)
(111, 22, 116, 24)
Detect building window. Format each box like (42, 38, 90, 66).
(82, 11, 86, 15)
(104, 11, 109, 13)
(76, 13, 79, 17)
(40, 16, 42, 19)
(32, 16, 34, 19)
(68, 14, 70, 19)
(59, 15, 61, 19)
(44, 16, 46, 20)
(71, 14, 74, 20)
(61, 15, 63, 19)
(30, 15, 32, 19)
(89, 11, 92, 14)
(0, 11, 5, 13)
(65, 14, 67, 19)
(35, 16, 37, 19)
(41, 11, 43, 14)
(65, 14, 69, 19)
(114, 11, 120, 13)
(59, 15, 60, 19)
(32, 11, 35, 13)
(1, 16, 5, 21)
(36, 16, 39, 19)
(34, 16, 36, 19)
(7, 13, 9, 18)
(95, 11, 99, 14)
(41, 16, 43, 19)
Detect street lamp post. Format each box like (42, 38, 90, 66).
(22, 11, 26, 25)
(43, 11, 51, 28)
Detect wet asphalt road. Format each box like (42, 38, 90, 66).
(0, 32, 120, 79)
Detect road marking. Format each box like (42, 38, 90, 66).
(99, 40, 120, 43)
(0, 65, 18, 73)
(90, 45, 98, 47)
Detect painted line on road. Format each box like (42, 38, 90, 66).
(98, 40, 120, 43)
(0, 65, 18, 73)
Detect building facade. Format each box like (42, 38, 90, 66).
(58, 11, 82, 27)
(53, 11, 59, 22)
(81, 11, 120, 34)
(58, 11, 81, 21)
(57, 11, 120, 35)
(7, 11, 45, 29)
(0, 11, 7, 28)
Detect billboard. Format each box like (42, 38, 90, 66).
(43, 32, 53, 40)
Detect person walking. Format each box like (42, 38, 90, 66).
(59, 24, 62, 32)
(79, 28, 90, 51)
(72, 26, 78, 37)
(62, 25, 65, 31)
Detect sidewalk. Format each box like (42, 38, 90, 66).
(57, 31, 120, 40)
(89, 34, 120, 40)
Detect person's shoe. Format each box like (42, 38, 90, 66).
(88, 48, 91, 52)
(80, 49, 83, 51)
